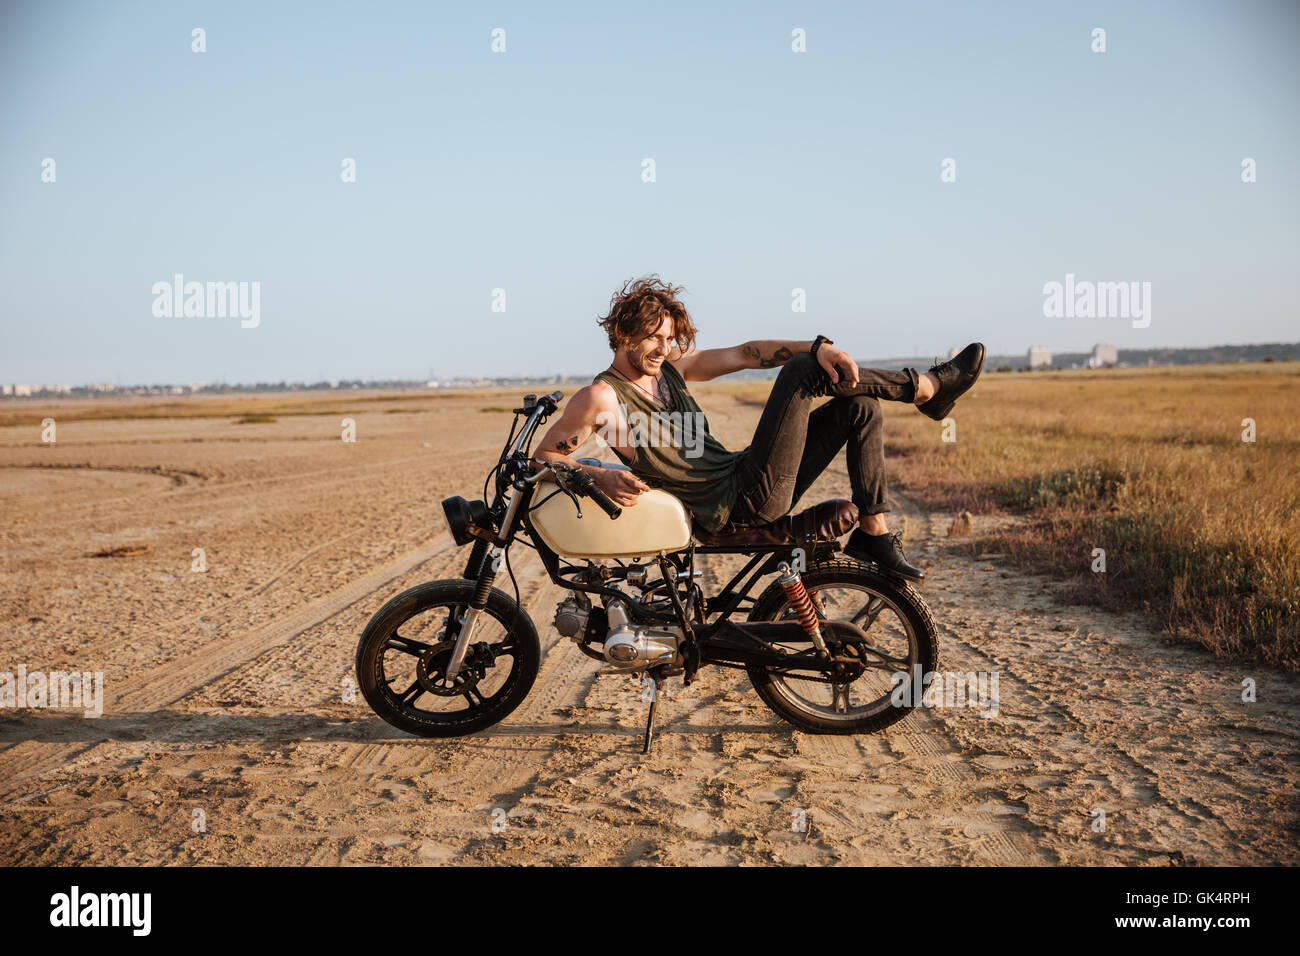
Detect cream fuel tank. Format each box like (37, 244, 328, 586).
(528, 477, 694, 559)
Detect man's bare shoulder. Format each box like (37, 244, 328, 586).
(563, 380, 619, 421)
(587, 377, 616, 401)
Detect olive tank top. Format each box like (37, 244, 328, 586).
(593, 361, 745, 534)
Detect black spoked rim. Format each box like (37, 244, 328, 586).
(373, 601, 522, 723)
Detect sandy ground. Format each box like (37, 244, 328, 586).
(1, 388, 1296, 865)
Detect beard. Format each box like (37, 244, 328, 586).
(628, 351, 663, 377)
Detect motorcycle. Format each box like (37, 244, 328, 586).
(356, 391, 939, 751)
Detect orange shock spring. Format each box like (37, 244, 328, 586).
(777, 563, 829, 656)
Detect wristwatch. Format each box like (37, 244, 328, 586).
(810, 335, 834, 357)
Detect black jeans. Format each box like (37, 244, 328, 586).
(729, 352, 919, 526)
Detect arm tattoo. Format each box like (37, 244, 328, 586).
(744, 344, 795, 368)
(554, 434, 579, 454)
(763, 347, 794, 368)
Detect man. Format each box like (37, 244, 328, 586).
(533, 275, 984, 579)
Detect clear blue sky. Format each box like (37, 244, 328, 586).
(2, 0, 1297, 384)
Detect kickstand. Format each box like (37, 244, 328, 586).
(641, 676, 664, 754)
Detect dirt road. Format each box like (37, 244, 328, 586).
(1, 389, 1295, 864)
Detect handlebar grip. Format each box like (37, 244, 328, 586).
(569, 469, 621, 519)
(586, 484, 622, 519)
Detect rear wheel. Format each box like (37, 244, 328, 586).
(356, 579, 540, 738)
(746, 559, 938, 734)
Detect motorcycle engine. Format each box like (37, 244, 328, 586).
(552, 595, 591, 639)
(602, 600, 682, 669)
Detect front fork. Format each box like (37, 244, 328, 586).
(446, 478, 525, 682)
(442, 540, 501, 682)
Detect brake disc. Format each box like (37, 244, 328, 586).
(416, 640, 483, 697)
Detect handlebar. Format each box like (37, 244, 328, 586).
(511, 390, 565, 458)
(527, 460, 622, 520)
(566, 467, 623, 519)
(523, 391, 563, 413)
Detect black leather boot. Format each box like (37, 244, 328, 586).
(917, 342, 985, 421)
(843, 529, 924, 580)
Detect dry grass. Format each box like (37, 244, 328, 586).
(866, 363, 1300, 670)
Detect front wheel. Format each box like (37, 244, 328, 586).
(356, 579, 540, 738)
(746, 559, 939, 734)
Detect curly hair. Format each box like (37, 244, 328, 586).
(596, 275, 698, 355)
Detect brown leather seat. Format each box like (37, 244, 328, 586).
(694, 498, 858, 547)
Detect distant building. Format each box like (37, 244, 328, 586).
(1028, 346, 1053, 369)
(1089, 344, 1119, 368)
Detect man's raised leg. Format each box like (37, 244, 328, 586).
(783, 393, 925, 579)
(732, 352, 917, 525)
